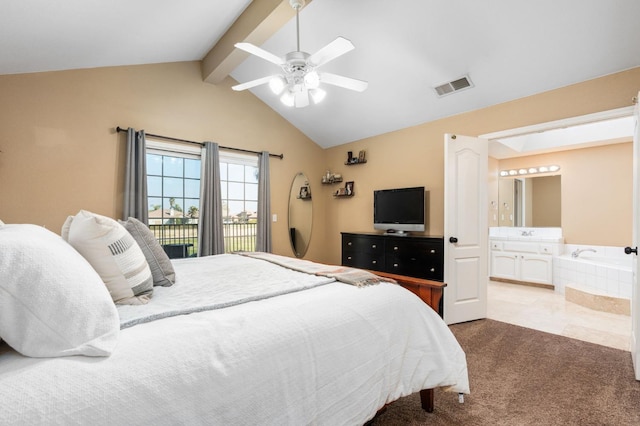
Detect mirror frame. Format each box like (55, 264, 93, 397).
(288, 172, 313, 258)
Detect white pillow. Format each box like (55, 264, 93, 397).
(60, 215, 73, 241)
(67, 210, 153, 305)
(0, 224, 120, 357)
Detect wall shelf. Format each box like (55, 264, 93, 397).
(345, 150, 366, 165)
(333, 181, 354, 197)
(321, 177, 343, 184)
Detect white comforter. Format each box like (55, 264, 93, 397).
(0, 254, 469, 425)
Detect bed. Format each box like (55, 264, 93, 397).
(0, 214, 469, 425)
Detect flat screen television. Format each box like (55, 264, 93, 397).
(373, 186, 425, 235)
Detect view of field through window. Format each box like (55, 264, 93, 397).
(146, 150, 258, 256)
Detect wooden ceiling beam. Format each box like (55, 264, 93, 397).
(201, 0, 313, 84)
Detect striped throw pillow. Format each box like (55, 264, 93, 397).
(67, 210, 153, 305)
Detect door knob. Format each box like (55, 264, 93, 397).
(624, 246, 638, 255)
(449, 237, 458, 243)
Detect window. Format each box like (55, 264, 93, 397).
(146, 140, 201, 257)
(220, 152, 259, 252)
(144, 141, 260, 256)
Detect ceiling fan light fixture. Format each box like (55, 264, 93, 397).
(269, 76, 286, 95)
(304, 71, 320, 89)
(280, 91, 295, 107)
(310, 88, 326, 104)
(232, 0, 367, 108)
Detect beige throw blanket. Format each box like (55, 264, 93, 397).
(239, 252, 396, 287)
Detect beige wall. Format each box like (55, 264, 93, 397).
(0, 62, 638, 264)
(0, 62, 329, 258)
(531, 175, 561, 227)
(323, 68, 639, 264)
(497, 142, 633, 245)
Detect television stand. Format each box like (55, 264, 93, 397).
(341, 232, 444, 282)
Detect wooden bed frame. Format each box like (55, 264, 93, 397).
(371, 270, 447, 414)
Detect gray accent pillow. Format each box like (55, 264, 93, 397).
(120, 217, 176, 287)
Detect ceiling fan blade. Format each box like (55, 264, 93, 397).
(231, 75, 279, 91)
(234, 42, 284, 66)
(294, 89, 310, 108)
(308, 37, 355, 67)
(320, 72, 368, 92)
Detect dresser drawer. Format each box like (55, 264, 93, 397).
(342, 251, 385, 271)
(342, 235, 384, 255)
(386, 258, 442, 281)
(386, 240, 442, 260)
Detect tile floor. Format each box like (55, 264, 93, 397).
(487, 280, 631, 351)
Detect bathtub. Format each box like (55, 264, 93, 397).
(553, 250, 633, 299)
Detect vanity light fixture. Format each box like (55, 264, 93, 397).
(500, 165, 560, 177)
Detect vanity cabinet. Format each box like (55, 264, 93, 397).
(490, 239, 558, 285)
(341, 233, 444, 282)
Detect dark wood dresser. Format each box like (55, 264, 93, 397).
(341, 232, 446, 316)
(341, 232, 444, 281)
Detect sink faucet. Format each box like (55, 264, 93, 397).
(521, 230, 534, 236)
(571, 248, 597, 258)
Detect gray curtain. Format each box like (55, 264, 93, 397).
(198, 142, 225, 256)
(256, 151, 272, 252)
(123, 128, 149, 223)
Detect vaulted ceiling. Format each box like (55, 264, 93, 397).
(2, 0, 639, 148)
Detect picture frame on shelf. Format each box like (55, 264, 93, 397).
(299, 186, 310, 199)
(345, 181, 354, 196)
(357, 150, 366, 163)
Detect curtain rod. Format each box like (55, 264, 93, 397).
(115, 127, 283, 159)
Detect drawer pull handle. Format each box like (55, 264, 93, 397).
(348, 242, 352, 246)
(393, 263, 398, 267)
(372, 260, 377, 264)
(394, 246, 399, 251)
(430, 268, 435, 272)
(430, 249, 436, 254)
(372, 244, 377, 249)
(347, 256, 352, 260)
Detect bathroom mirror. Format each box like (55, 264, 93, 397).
(498, 175, 561, 227)
(288, 172, 313, 258)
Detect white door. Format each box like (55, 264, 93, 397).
(629, 93, 640, 380)
(444, 134, 489, 324)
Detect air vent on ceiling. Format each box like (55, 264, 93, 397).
(433, 75, 474, 97)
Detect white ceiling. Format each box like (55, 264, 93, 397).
(2, 0, 639, 149)
(0, 0, 252, 74)
(485, 110, 635, 159)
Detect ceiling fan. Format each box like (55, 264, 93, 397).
(231, 0, 368, 108)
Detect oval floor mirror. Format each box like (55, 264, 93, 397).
(288, 172, 312, 257)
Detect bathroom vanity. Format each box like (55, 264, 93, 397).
(489, 227, 563, 286)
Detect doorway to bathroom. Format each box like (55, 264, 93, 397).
(481, 106, 635, 350)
